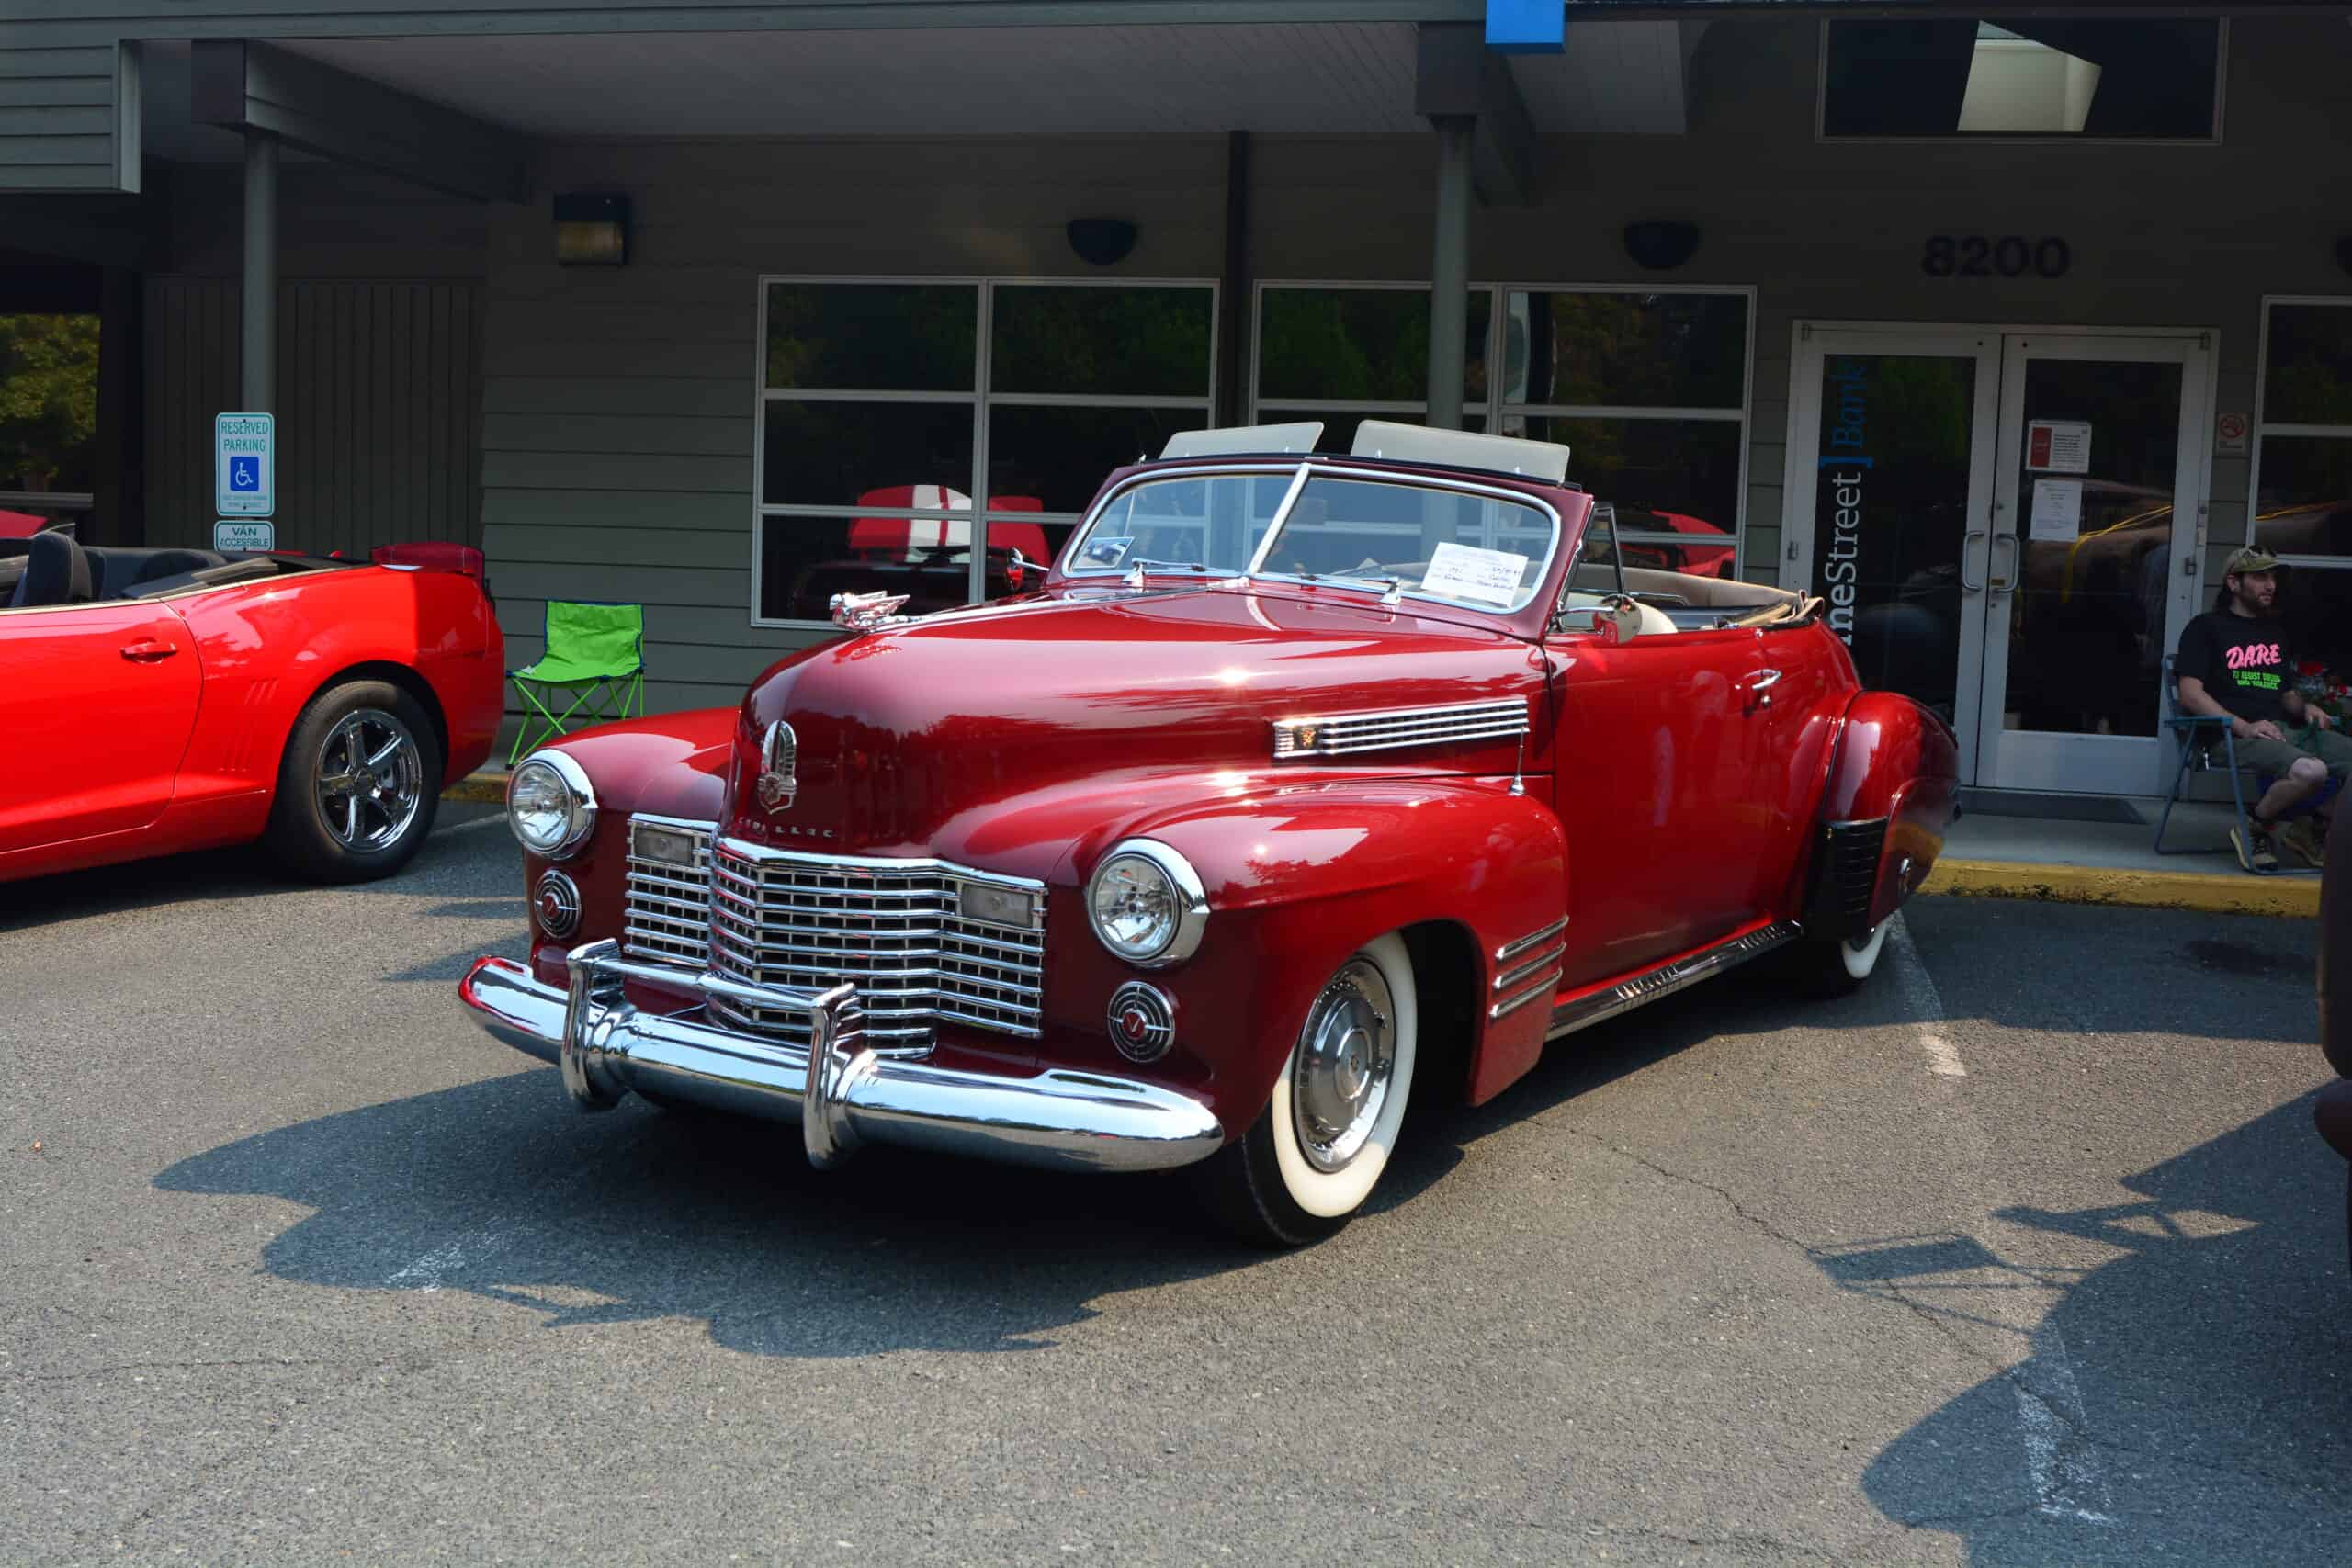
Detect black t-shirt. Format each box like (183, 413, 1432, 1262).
(2177, 610, 2294, 725)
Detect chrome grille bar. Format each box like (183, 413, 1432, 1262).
(703, 837, 1046, 1053)
(1272, 697, 1530, 759)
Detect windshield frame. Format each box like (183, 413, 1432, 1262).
(1057, 457, 1566, 617)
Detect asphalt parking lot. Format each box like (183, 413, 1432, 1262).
(4, 810, 2346, 1565)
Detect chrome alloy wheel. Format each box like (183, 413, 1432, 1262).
(1290, 958, 1397, 1174)
(314, 707, 424, 853)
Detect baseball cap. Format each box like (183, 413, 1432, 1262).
(2224, 547, 2280, 576)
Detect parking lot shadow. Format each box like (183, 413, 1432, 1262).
(1854, 1093, 2352, 1564)
(153, 1067, 1301, 1359)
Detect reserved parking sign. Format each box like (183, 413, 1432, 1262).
(215, 412, 275, 517)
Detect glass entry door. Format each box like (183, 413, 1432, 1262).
(1785, 326, 2210, 795)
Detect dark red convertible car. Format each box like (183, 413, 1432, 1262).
(2, 526, 503, 885)
(461, 423, 1955, 1243)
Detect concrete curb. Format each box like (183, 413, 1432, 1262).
(442, 770, 2319, 918)
(1920, 857, 2319, 918)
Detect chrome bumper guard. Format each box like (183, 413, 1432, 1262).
(458, 938, 1225, 1175)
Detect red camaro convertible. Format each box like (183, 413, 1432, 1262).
(460, 423, 1956, 1243)
(2, 527, 503, 885)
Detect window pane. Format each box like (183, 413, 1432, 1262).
(990, 286, 1214, 398)
(760, 513, 1030, 622)
(1502, 415, 1742, 575)
(0, 313, 100, 494)
(1269, 476, 1555, 612)
(764, 283, 977, 391)
(2252, 438, 2352, 560)
(1505, 292, 1747, 411)
(1822, 20, 2219, 139)
(1249, 408, 1485, 456)
(762, 400, 975, 509)
(1068, 472, 1295, 576)
(2262, 307, 2352, 427)
(986, 404, 1204, 513)
(2274, 566, 2352, 685)
(1256, 289, 1489, 403)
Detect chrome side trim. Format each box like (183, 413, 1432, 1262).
(1544, 920, 1802, 1041)
(1493, 941, 1566, 994)
(1489, 967, 1562, 1021)
(458, 946, 1224, 1175)
(1495, 914, 1569, 964)
(1272, 697, 1530, 760)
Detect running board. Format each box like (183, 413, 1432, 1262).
(1544, 920, 1803, 1042)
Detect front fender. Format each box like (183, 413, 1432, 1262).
(1802, 692, 1960, 937)
(514, 709, 739, 971)
(1063, 778, 1568, 1137)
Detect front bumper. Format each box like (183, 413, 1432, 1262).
(458, 939, 1226, 1175)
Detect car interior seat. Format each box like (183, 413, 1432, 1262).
(6, 530, 94, 608)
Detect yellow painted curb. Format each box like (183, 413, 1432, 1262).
(1920, 857, 2319, 918)
(441, 770, 509, 805)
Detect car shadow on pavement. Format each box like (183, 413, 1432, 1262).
(153, 1066, 1293, 1359)
(1849, 1093, 2351, 1564)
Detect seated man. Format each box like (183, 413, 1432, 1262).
(2176, 548, 2352, 870)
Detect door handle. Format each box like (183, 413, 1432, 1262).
(1990, 534, 2020, 592)
(1961, 528, 1988, 592)
(119, 638, 177, 662)
(1742, 668, 1783, 711)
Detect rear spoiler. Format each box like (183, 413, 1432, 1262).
(369, 541, 493, 607)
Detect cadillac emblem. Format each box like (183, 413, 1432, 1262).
(756, 719, 797, 813)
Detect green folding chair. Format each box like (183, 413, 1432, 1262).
(508, 600, 646, 763)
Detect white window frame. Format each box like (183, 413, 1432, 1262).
(1814, 17, 2227, 147)
(2249, 294, 2352, 580)
(1250, 280, 1757, 580)
(752, 274, 1217, 629)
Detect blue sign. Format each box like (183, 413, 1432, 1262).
(229, 456, 260, 491)
(1487, 0, 1566, 53)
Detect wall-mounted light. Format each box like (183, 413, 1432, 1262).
(553, 192, 630, 266)
(1067, 218, 1138, 267)
(1623, 220, 1701, 272)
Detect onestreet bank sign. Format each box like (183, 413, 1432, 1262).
(1816, 359, 1869, 646)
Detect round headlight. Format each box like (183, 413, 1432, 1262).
(507, 751, 596, 858)
(1086, 839, 1209, 967)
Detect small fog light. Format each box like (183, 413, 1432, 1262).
(959, 880, 1042, 931)
(1108, 981, 1176, 1064)
(535, 870, 582, 939)
(631, 821, 700, 866)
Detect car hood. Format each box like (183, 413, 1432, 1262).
(723, 586, 1542, 871)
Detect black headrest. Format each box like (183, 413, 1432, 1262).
(6, 530, 92, 608)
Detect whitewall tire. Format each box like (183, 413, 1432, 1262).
(1197, 931, 1419, 1246)
(1785, 918, 1889, 998)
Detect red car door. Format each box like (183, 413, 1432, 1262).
(0, 601, 202, 852)
(1545, 622, 1772, 988)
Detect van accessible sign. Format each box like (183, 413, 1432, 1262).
(214, 412, 275, 517)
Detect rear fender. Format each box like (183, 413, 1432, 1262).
(1800, 692, 1959, 938)
(1085, 779, 1568, 1135)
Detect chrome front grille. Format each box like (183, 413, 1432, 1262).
(623, 818, 715, 966)
(705, 838, 1046, 1055)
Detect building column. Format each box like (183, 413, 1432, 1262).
(1425, 117, 1474, 431)
(240, 130, 277, 412)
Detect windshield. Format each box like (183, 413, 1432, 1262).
(1065, 465, 1562, 614)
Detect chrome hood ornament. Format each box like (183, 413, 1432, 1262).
(830, 590, 911, 634)
(755, 719, 797, 813)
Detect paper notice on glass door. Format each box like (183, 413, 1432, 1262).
(2026, 420, 2092, 473)
(2029, 478, 2084, 542)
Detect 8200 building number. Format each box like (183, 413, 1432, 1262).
(1922, 235, 2071, 279)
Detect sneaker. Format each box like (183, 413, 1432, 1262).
(2232, 819, 2279, 873)
(2279, 815, 2327, 870)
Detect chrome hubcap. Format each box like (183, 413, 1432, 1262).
(315, 707, 424, 852)
(1292, 957, 1395, 1173)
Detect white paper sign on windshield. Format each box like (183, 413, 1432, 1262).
(1421, 541, 1528, 606)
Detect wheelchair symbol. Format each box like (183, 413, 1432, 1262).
(229, 456, 260, 491)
